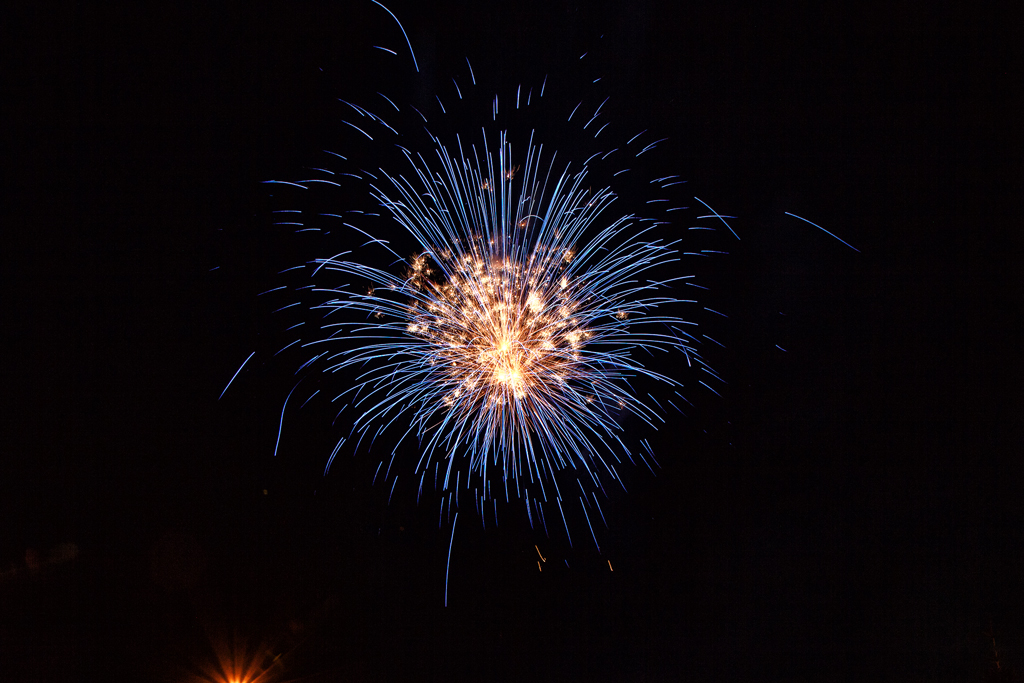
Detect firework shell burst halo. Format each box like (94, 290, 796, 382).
(249, 3, 736, 546)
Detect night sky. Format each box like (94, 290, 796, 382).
(3, 1, 1022, 681)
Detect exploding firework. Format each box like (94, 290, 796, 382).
(312, 132, 697, 500)
(248, 4, 734, 545)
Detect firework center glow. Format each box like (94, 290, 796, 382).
(411, 245, 590, 410)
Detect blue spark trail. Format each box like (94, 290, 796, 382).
(784, 212, 860, 252)
(219, 351, 255, 400)
(445, 512, 458, 607)
(370, 0, 419, 72)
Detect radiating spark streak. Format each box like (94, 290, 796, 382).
(591, 492, 608, 527)
(262, 180, 308, 189)
(324, 436, 345, 474)
(274, 339, 301, 356)
(342, 120, 373, 140)
(580, 496, 600, 551)
(298, 178, 341, 186)
(370, 0, 419, 72)
(636, 138, 668, 156)
(274, 383, 299, 457)
(784, 212, 860, 252)
(537, 500, 549, 536)
(338, 101, 399, 135)
(698, 380, 722, 397)
(703, 334, 725, 348)
(557, 498, 572, 547)
(220, 351, 255, 400)
(373, 45, 397, 55)
(693, 196, 740, 240)
(584, 98, 609, 129)
(445, 512, 458, 607)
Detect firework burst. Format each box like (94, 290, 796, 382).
(312, 131, 697, 504)
(249, 6, 732, 545)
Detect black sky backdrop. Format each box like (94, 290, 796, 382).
(3, 1, 1022, 681)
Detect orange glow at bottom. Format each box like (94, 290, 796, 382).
(185, 632, 281, 683)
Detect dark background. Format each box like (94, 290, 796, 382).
(3, 1, 1022, 681)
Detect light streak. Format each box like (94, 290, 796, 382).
(445, 512, 458, 607)
(784, 211, 860, 252)
(220, 351, 255, 400)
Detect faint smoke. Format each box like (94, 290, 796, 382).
(150, 531, 206, 590)
(48, 542, 79, 564)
